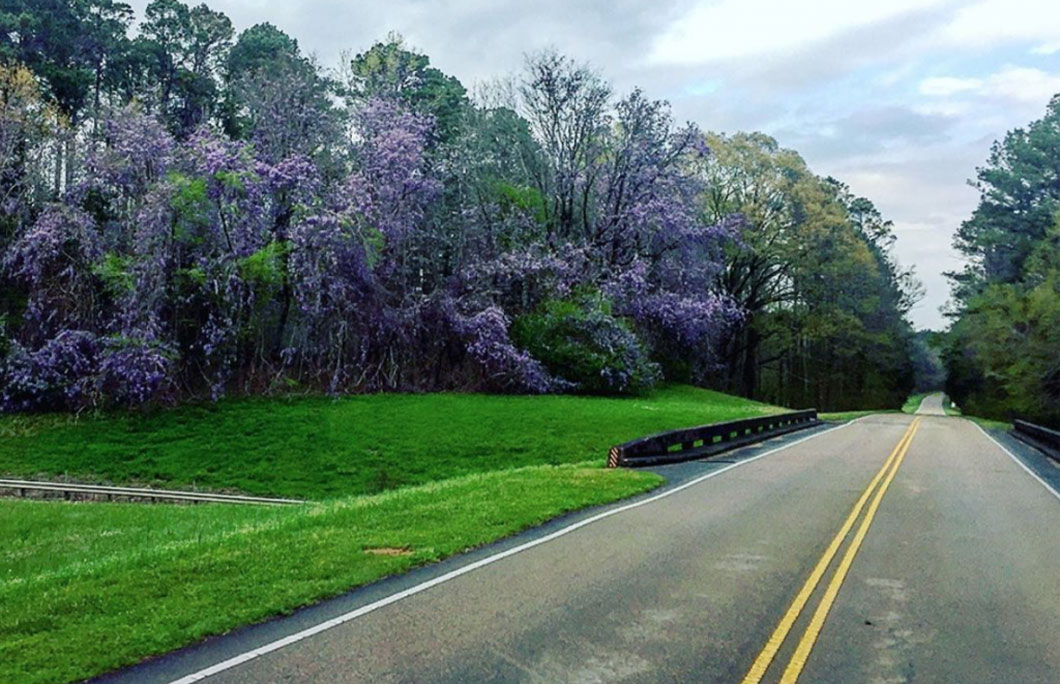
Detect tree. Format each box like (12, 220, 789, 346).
(954, 95, 1060, 290)
(138, 0, 232, 135)
(347, 35, 469, 144)
(944, 95, 1060, 427)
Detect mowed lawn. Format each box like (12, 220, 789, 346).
(0, 384, 784, 498)
(0, 467, 660, 684)
(0, 385, 783, 684)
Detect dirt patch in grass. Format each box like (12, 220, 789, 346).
(364, 547, 413, 556)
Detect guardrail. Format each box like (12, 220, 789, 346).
(608, 410, 820, 468)
(1013, 420, 1060, 462)
(0, 478, 304, 505)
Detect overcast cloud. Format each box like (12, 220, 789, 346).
(130, 0, 1060, 329)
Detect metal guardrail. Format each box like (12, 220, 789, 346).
(0, 478, 304, 505)
(1013, 420, 1060, 462)
(608, 410, 820, 468)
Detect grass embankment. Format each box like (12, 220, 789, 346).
(0, 385, 782, 499)
(0, 385, 780, 683)
(1, 467, 658, 684)
(902, 392, 930, 414)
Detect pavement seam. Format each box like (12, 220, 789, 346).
(165, 419, 866, 684)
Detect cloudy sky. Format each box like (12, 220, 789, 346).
(132, 0, 1060, 329)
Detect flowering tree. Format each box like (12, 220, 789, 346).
(4, 16, 922, 412)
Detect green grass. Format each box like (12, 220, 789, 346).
(0, 385, 782, 683)
(1, 465, 661, 684)
(902, 392, 931, 414)
(958, 414, 1012, 431)
(0, 385, 782, 499)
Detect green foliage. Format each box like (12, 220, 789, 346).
(0, 465, 660, 684)
(0, 385, 780, 498)
(901, 393, 928, 414)
(954, 95, 1060, 287)
(348, 35, 469, 143)
(168, 172, 209, 240)
(237, 241, 287, 287)
(91, 253, 135, 297)
(701, 133, 918, 411)
(944, 96, 1060, 428)
(493, 180, 548, 227)
(943, 242, 1060, 427)
(512, 291, 660, 395)
(225, 22, 300, 78)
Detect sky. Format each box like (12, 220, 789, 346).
(131, 0, 1060, 329)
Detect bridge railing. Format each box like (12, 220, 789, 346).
(608, 410, 819, 468)
(1013, 420, 1060, 461)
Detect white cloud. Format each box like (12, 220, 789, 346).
(1031, 41, 1060, 55)
(919, 76, 983, 96)
(920, 66, 1060, 105)
(939, 0, 1060, 46)
(985, 66, 1060, 103)
(647, 0, 946, 65)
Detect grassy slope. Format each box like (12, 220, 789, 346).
(0, 466, 659, 684)
(901, 392, 930, 414)
(0, 385, 782, 499)
(0, 385, 782, 683)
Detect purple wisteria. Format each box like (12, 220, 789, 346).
(2, 74, 741, 410)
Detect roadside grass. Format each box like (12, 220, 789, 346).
(958, 414, 1012, 431)
(0, 385, 782, 683)
(0, 465, 662, 684)
(942, 395, 964, 417)
(901, 392, 930, 414)
(0, 385, 782, 499)
(902, 393, 1011, 429)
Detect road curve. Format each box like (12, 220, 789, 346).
(916, 392, 948, 416)
(104, 414, 1060, 684)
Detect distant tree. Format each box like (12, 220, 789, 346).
(138, 0, 232, 135)
(944, 95, 1060, 427)
(347, 35, 469, 144)
(953, 95, 1060, 291)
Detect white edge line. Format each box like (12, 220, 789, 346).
(972, 422, 1060, 502)
(169, 416, 868, 684)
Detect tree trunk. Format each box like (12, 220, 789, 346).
(742, 326, 760, 398)
(65, 134, 76, 190)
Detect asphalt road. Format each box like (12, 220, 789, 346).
(916, 393, 948, 416)
(107, 414, 1060, 684)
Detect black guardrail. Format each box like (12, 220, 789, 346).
(608, 410, 820, 468)
(1013, 420, 1060, 462)
(0, 479, 304, 505)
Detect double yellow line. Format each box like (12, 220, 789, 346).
(741, 417, 922, 684)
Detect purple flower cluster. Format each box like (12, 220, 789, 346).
(2, 82, 741, 409)
(1, 331, 172, 411)
(448, 305, 555, 393)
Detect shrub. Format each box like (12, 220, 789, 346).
(511, 291, 660, 395)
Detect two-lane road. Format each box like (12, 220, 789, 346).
(109, 413, 1060, 683)
(915, 392, 948, 416)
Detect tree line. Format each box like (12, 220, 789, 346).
(0, 0, 920, 412)
(944, 96, 1060, 428)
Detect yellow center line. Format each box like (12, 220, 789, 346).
(741, 417, 921, 684)
(778, 417, 921, 683)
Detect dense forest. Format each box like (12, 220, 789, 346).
(943, 96, 1060, 428)
(0, 0, 921, 413)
